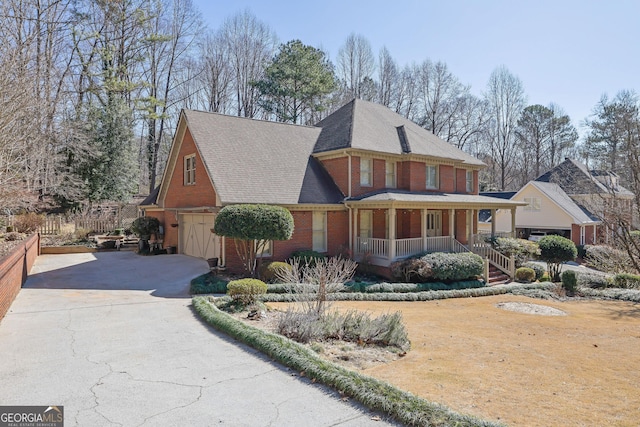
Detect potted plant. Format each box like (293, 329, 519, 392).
(131, 216, 161, 254)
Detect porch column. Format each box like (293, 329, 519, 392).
(348, 207, 353, 257)
(421, 209, 427, 251)
(467, 209, 473, 244)
(491, 209, 496, 237)
(353, 208, 358, 254)
(389, 207, 396, 261)
(593, 224, 597, 244)
(511, 208, 516, 237)
(449, 209, 455, 238)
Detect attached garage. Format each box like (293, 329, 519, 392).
(180, 213, 221, 260)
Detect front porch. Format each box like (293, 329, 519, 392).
(355, 235, 468, 263)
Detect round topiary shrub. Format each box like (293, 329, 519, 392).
(515, 267, 536, 283)
(131, 216, 160, 239)
(261, 261, 292, 283)
(561, 270, 578, 295)
(522, 262, 545, 280)
(227, 278, 268, 305)
(538, 235, 577, 281)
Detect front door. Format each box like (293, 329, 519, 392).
(425, 211, 442, 237)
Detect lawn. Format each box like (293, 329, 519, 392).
(270, 295, 640, 426)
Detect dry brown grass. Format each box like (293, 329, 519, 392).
(269, 296, 640, 426)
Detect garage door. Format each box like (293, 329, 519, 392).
(180, 214, 220, 260)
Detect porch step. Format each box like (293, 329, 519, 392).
(487, 265, 510, 285)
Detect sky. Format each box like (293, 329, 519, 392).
(192, 0, 639, 138)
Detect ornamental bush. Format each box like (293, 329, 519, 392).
(13, 213, 45, 234)
(538, 235, 577, 281)
(261, 261, 293, 283)
(390, 252, 483, 283)
(227, 278, 268, 305)
(493, 237, 540, 267)
(522, 262, 545, 280)
(561, 270, 578, 295)
(612, 273, 640, 289)
(515, 267, 536, 283)
(131, 216, 160, 239)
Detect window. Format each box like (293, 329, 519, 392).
(312, 211, 327, 252)
(466, 170, 473, 193)
(256, 240, 272, 257)
(385, 161, 396, 188)
(184, 154, 196, 185)
(523, 197, 541, 211)
(359, 210, 372, 239)
(360, 158, 372, 186)
(426, 164, 438, 189)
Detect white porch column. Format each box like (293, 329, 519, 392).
(511, 208, 516, 237)
(467, 209, 473, 244)
(491, 209, 496, 236)
(353, 208, 358, 254)
(421, 209, 427, 251)
(593, 224, 597, 244)
(348, 207, 353, 257)
(389, 207, 396, 261)
(449, 209, 455, 238)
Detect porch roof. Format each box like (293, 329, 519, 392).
(345, 190, 527, 209)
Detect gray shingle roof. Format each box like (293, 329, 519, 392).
(314, 99, 485, 166)
(183, 110, 343, 205)
(535, 158, 633, 196)
(529, 181, 600, 224)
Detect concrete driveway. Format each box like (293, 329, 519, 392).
(0, 252, 397, 426)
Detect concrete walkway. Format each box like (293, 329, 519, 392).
(0, 252, 397, 426)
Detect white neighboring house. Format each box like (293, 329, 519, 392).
(486, 180, 600, 245)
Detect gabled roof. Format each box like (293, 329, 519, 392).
(139, 186, 160, 206)
(526, 181, 600, 224)
(181, 110, 343, 205)
(535, 158, 632, 196)
(346, 189, 526, 209)
(313, 99, 485, 166)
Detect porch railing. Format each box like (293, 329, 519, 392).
(356, 236, 469, 260)
(473, 231, 515, 242)
(470, 240, 515, 278)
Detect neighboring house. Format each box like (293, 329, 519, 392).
(487, 158, 635, 245)
(141, 99, 523, 274)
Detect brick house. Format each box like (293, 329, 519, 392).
(141, 99, 523, 274)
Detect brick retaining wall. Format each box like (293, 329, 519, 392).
(0, 234, 40, 321)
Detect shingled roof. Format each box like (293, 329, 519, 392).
(314, 99, 485, 166)
(535, 158, 633, 196)
(529, 181, 600, 224)
(182, 110, 343, 205)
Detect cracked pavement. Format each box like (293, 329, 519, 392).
(0, 252, 398, 426)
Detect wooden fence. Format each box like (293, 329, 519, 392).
(74, 218, 119, 234)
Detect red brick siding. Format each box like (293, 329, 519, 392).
(145, 211, 177, 249)
(396, 209, 422, 239)
(164, 128, 218, 209)
(455, 210, 468, 244)
(0, 234, 39, 321)
(372, 210, 387, 239)
(455, 168, 466, 193)
(222, 210, 349, 275)
(440, 165, 455, 192)
(571, 224, 599, 246)
(442, 210, 451, 236)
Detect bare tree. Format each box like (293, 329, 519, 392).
(484, 66, 526, 190)
(377, 46, 397, 107)
(219, 10, 277, 118)
(337, 33, 375, 100)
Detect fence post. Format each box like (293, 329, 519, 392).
(509, 255, 515, 278)
(484, 259, 490, 283)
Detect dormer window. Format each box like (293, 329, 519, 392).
(360, 158, 372, 186)
(184, 154, 196, 185)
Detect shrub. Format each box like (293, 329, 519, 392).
(227, 278, 268, 304)
(493, 237, 540, 267)
(538, 235, 577, 281)
(390, 252, 482, 283)
(13, 213, 44, 234)
(345, 280, 485, 293)
(612, 273, 640, 289)
(277, 308, 410, 350)
(5, 226, 14, 233)
(190, 274, 229, 294)
(131, 216, 160, 239)
(289, 249, 325, 267)
(261, 261, 293, 283)
(540, 273, 550, 282)
(584, 245, 632, 274)
(561, 270, 578, 294)
(575, 271, 611, 289)
(522, 262, 545, 280)
(515, 267, 536, 283)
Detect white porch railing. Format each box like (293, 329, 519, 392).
(470, 240, 515, 278)
(396, 238, 423, 258)
(356, 236, 469, 261)
(473, 231, 515, 242)
(356, 237, 389, 257)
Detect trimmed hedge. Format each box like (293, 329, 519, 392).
(227, 278, 268, 304)
(515, 267, 535, 283)
(579, 287, 640, 302)
(190, 274, 229, 294)
(612, 273, 640, 289)
(522, 262, 545, 280)
(561, 270, 577, 294)
(261, 261, 292, 283)
(192, 297, 502, 427)
(391, 252, 483, 283)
